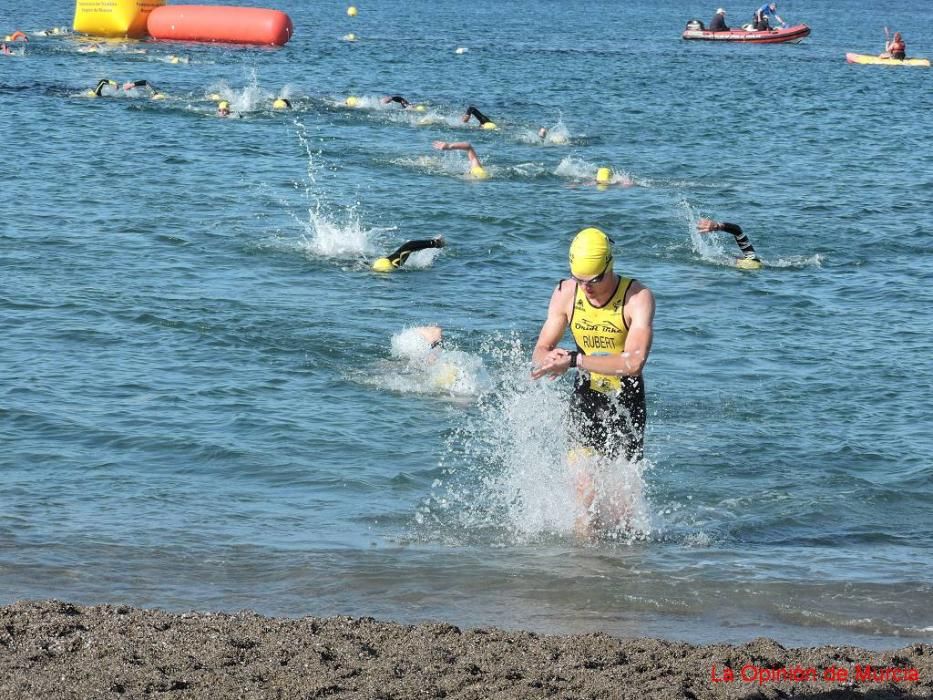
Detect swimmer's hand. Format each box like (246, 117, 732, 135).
(432, 141, 448, 151)
(531, 348, 571, 380)
(697, 218, 720, 234)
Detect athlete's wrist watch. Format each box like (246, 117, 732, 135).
(568, 350, 579, 368)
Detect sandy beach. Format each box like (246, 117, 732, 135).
(1, 600, 929, 699)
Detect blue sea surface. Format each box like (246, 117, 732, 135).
(1, 0, 931, 649)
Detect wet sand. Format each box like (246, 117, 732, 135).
(1, 600, 930, 699)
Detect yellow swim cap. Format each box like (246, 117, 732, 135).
(208, 93, 223, 101)
(414, 104, 426, 112)
(273, 98, 288, 109)
(470, 166, 488, 179)
(569, 227, 613, 278)
(372, 257, 395, 273)
(736, 258, 763, 270)
(345, 96, 358, 107)
(481, 121, 497, 130)
(347, 5, 358, 16)
(218, 100, 230, 109)
(596, 167, 613, 185)
(152, 93, 166, 100)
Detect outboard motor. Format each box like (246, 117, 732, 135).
(685, 19, 704, 31)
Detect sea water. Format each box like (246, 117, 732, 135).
(1, 0, 931, 649)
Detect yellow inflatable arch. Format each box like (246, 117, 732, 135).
(73, 0, 165, 38)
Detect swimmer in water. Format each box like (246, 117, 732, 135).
(217, 100, 231, 117)
(461, 105, 497, 130)
(123, 80, 165, 99)
(88, 79, 118, 97)
(381, 95, 411, 108)
(432, 141, 488, 179)
(4, 31, 28, 42)
(697, 218, 762, 269)
(372, 237, 445, 272)
(272, 97, 291, 109)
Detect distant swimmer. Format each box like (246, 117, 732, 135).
(217, 100, 231, 117)
(461, 105, 497, 130)
(87, 79, 118, 97)
(432, 141, 488, 179)
(531, 227, 654, 464)
(752, 2, 784, 30)
(123, 80, 165, 99)
(381, 95, 411, 108)
(697, 218, 762, 269)
(272, 97, 291, 109)
(4, 31, 28, 42)
(0, 43, 11, 56)
(709, 8, 729, 31)
(372, 237, 445, 272)
(571, 166, 633, 189)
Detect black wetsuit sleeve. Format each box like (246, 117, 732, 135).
(384, 238, 444, 267)
(464, 105, 491, 125)
(719, 222, 759, 260)
(94, 79, 113, 96)
(388, 95, 410, 107)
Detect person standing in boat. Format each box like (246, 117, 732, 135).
(753, 2, 785, 30)
(883, 31, 906, 60)
(709, 8, 729, 31)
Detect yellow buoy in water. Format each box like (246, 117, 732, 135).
(481, 121, 497, 130)
(345, 95, 358, 107)
(596, 167, 612, 184)
(347, 5, 358, 16)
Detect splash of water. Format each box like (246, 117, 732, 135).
(418, 334, 654, 545)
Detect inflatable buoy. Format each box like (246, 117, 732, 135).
(147, 5, 293, 46)
(347, 6, 358, 16)
(73, 0, 165, 38)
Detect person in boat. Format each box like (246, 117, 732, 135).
(531, 227, 654, 463)
(883, 31, 906, 60)
(753, 2, 785, 30)
(697, 218, 762, 269)
(432, 141, 488, 179)
(461, 105, 497, 130)
(709, 8, 730, 31)
(371, 237, 445, 272)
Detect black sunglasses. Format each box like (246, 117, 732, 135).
(571, 259, 611, 287)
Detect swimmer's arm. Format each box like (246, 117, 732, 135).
(433, 141, 481, 168)
(577, 285, 655, 377)
(531, 283, 573, 379)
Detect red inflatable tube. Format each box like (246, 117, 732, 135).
(147, 5, 293, 46)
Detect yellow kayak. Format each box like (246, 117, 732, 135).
(846, 52, 930, 67)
